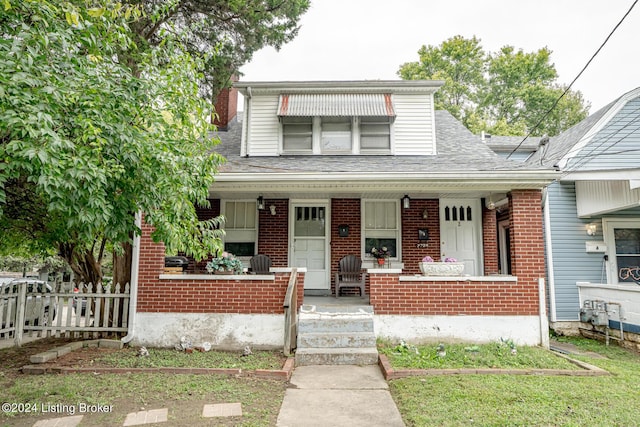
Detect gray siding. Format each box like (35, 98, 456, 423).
(547, 182, 606, 320)
(548, 182, 640, 320)
(566, 97, 640, 171)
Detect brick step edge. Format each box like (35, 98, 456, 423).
(378, 354, 610, 380)
(22, 358, 295, 381)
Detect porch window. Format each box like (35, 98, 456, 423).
(222, 201, 257, 257)
(363, 200, 399, 258)
(282, 117, 312, 152)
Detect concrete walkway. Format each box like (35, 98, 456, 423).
(277, 365, 405, 427)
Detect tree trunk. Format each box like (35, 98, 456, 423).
(112, 241, 132, 287)
(58, 243, 103, 292)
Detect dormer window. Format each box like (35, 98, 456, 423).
(282, 117, 312, 152)
(278, 93, 395, 155)
(321, 117, 352, 152)
(360, 117, 391, 150)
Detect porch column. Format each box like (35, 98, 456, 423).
(508, 190, 545, 314)
(482, 207, 499, 275)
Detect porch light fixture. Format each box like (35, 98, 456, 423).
(402, 195, 411, 209)
(422, 208, 429, 219)
(487, 194, 496, 210)
(586, 223, 597, 236)
(257, 196, 265, 210)
(269, 205, 277, 216)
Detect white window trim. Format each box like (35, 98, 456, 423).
(280, 116, 392, 155)
(603, 218, 640, 285)
(361, 199, 401, 261)
(221, 200, 259, 259)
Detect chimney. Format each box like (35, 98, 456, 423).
(212, 75, 238, 130)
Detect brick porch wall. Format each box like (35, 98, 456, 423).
(369, 274, 537, 315)
(137, 219, 304, 313)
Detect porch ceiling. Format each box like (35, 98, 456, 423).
(208, 174, 550, 200)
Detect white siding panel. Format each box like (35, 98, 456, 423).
(392, 93, 435, 155)
(247, 94, 280, 156)
(576, 181, 640, 217)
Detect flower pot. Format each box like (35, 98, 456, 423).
(214, 270, 234, 275)
(419, 262, 464, 276)
(377, 258, 386, 266)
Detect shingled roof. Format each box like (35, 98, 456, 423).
(213, 110, 552, 174)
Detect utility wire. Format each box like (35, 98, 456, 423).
(506, 0, 639, 160)
(558, 105, 640, 177)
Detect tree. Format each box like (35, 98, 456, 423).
(0, 1, 224, 287)
(398, 35, 486, 123)
(398, 36, 590, 136)
(1, 0, 310, 288)
(127, 0, 310, 97)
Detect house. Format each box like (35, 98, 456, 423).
(527, 87, 640, 348)
(129, 80, 558, 350)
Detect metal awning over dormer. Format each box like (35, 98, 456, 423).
(277, 93, 395, 117)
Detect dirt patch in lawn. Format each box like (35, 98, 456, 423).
(0, 338, 288, 426)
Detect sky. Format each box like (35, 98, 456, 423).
(239, 0, 640, 114)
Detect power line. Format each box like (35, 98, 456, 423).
(558, 105, 640, 177)
(506, 0, 639, 160)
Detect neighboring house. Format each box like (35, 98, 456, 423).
(527, 87, 640, 347)
(483, 133, 540, 162)
(131, 80, 558, 349)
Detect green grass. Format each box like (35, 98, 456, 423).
(93, 347, 285, 370)
(1, 373, 286, 426)
(378, 340, 580, 370)
(389, 337, 640, 426)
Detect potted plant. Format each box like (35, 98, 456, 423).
(205, 252, 244, 274)
(419, 256, 464, 276)
(371, 246, 391, 267)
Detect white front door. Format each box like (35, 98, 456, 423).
(440, 199, 483, 275)
(290, 203, 329, 290)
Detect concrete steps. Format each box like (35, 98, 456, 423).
(295, 302, 378, 366)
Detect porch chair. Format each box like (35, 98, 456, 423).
(250, 254, 272, 274)
(335, 255, 366, 298)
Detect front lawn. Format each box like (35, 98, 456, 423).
(389, 337, 640, 426)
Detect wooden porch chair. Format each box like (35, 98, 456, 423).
(250, 254, 272, 274)
(335, 255, 366, 297)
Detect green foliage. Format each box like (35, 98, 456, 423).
(398, 35, 590, 136)
(0, 1, 224, 283)
(128, 0, 311, 96)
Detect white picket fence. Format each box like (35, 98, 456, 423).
(0, 282, 130, 346)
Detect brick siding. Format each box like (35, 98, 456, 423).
(369, 274, 538, 315)
(401, 200, 440, 274)
(257, 199, 289, 267)
(137, 218, 304, 313)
